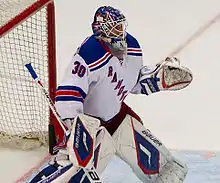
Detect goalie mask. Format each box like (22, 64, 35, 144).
(92, 6, 128, 54)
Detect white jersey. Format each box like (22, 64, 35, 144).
(55, 33, 143, 121)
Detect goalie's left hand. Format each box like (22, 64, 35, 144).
(139, 57, 193, 95)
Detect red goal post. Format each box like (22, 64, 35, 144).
(0, 0, 57, 150)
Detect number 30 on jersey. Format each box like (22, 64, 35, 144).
(72, 61, 86, 77)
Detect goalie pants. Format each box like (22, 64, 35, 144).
(100, 102, 142, 135)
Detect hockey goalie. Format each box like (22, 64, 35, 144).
(29, 6, 193, 183)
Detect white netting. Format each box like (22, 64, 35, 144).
(0, 0, 53, 150)
(0, 0, 37, 27)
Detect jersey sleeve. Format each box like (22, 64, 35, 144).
(130, 73, 143, 94)
(125, 33, 144, 94)
(55, 54, 89, 119)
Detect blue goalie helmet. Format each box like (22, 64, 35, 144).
(92, 6, 128, 51)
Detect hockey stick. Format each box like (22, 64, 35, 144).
(25, 63, 70, 136)
(168, 11, 220, 57)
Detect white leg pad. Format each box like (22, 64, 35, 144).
(94, 126, 116, 174)
(112, 114, 188, 183)
(67, 114, 100, 168)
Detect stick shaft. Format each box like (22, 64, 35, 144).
(25, 63, 69, 136)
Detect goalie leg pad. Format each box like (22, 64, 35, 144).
(112, 114, 187, 183)
(67, 114, 100, 168)
(29, 162, 76, 183)
(68, 167, 103, 183)
(93, 126, 116, 174)
(29, 161, 102, 183)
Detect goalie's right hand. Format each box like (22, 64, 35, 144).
(139, 57, 193, 95)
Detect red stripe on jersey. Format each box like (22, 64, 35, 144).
(56, 90, 81, 98)
(89, 53, 111, 68)
(127, 48, 142, 52)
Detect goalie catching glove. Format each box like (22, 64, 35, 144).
(139, 57, 193, 95)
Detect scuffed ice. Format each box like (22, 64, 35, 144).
(101, 151, 220, 183)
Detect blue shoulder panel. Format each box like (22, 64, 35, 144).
(78, 35, 113, 72)
(126, 33, 141, 48)
(78, 35, 107, 65)
(126, 33, 142, 56)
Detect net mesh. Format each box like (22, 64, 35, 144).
(0, 0, 37, 27)
(0, 0, 52, 149)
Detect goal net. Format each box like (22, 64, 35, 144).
(0, 0, 57, 150)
